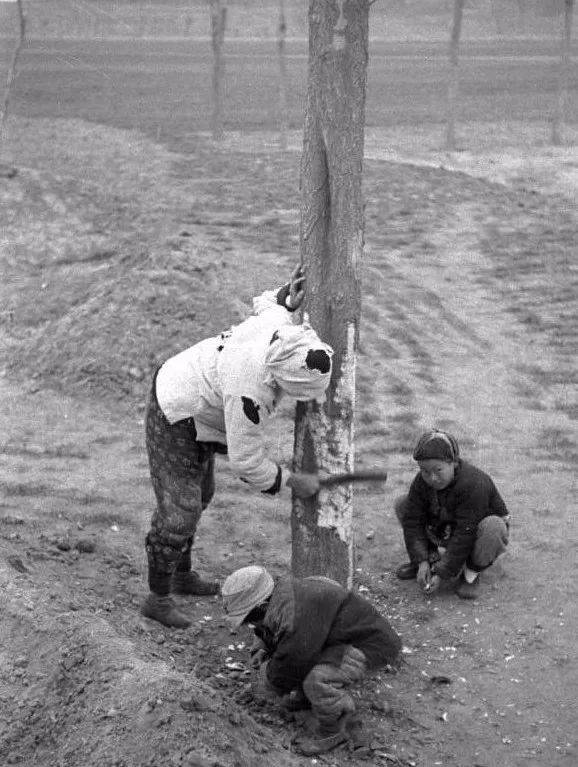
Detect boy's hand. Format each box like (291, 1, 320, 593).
(423, 574, 441, 596)
(286, 472, 320, 498)
(288, 265, 306, 310)
(416, 561, 431, 590)
(249, 636, 269, 668)
(251, 661, 279, 703)
(250, 648, 269, 669)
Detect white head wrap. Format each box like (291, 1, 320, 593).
(264, 324, 333, 402)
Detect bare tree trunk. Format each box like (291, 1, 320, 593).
(446, 0, 465, 151)
(1, 0, 26, 144)
(210, 0, 226, 140)
(291, 0, 369, 587)
(516, 0, 528, 33)
(542, 0, 564, 17)
(490, 0, 504, 36)
(551, 0, 574, 145)
(277, 0, 289, 150)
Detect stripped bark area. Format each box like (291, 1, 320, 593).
(292, 0, 369, 587)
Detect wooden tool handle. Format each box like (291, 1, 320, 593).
(318, 471, 388, 488)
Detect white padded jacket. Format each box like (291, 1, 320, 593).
(155, 287, 333, 492)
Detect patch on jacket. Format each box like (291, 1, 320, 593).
(306, 349, 331, 374)
(242, 396, 261, 425)
(217, 330, 232, 352)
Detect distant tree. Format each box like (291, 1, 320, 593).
(541, 0, 564, 16)
(446, 0, 465, 150)
(1, 0, 26, 143)
(277, 0, 289, 150)
(551, 0, 575, 145)
(516, 0, 528, 32)
(210, 0, 227, 140)
(292, 0, 370, 587)
(490, 0, 505, 35)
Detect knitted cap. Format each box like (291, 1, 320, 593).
(413, 429, 460, 462)
(221, 566, 274, 629)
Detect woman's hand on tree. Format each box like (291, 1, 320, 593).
(288, 265, 306, 310)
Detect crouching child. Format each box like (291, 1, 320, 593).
(221, 565, 401, 756)
(395, 429, 510, 599)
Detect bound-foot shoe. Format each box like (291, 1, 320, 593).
(455, 574, 480, 600)
(294, 728, 348, 756)
(395, 562, 418, 580)
(140, 594, 191, 628)
(345, 717, 372, 753)
(172, 570, 220, 596)
(281, 689, 312, 712)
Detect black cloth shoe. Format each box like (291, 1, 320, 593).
(455, 573, 480, 600)
(345, 716, 372, 754)
(172, 571, 220, 596)
(395, 562, 418, 580)
(294, 726, 348, 756)
(140, 594, 191, 628)
(280, 689, 312, 712)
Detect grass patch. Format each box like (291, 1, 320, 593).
(0, 443, 89, 459)
(1, 482, 55, 497)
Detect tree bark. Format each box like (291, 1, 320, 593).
(446, 0, 465, 151)
(291, 0, 369, 587)
(277, 0, 289, 150)
(551, 0, 574, 145)
(210, 0, 226, 140)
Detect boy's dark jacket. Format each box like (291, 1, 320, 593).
(254, 576, 401, 695)
(403, 459, 509, 578)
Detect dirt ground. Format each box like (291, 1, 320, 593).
(0, 116, 576, 767)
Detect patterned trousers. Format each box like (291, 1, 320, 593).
(145, 376, 216, 594)
(302, 646, 367, 727)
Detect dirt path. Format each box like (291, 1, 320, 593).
(355, 158, 577, 766)
(1, 119, 577, 766)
